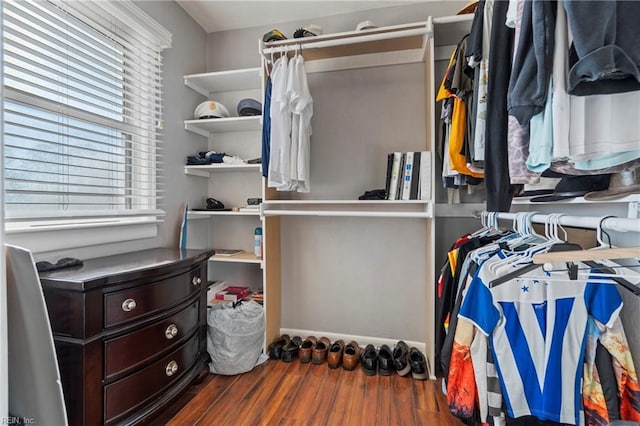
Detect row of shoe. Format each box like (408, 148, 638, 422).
(267, 335, 430, 380)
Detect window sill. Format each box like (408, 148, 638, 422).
(5, 216, 163, 253)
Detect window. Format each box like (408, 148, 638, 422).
(2, 0, 171, 240)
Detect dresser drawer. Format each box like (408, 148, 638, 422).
(104, 299, 199, 380)
(104, 267, 202, 327)
(103, 333, 199, 424)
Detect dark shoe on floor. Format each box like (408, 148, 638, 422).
(342, 341, 361, 371)
(409, 347, 429, 380)
(378, 344, 394, 376)
(281, 336, 303, 362)
(392, 340, 411, 376)
(268, 334, 290, 360)
(361, 344, 378, 376)
(312, 337, 331, 365)
(327, 339, 345, 369)
(299, 336, 317, 363)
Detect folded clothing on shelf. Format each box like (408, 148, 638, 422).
(186, 151, 248, 165)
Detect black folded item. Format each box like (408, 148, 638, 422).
(36, 257, 83, 272)
(206, 198, 226, 210)
(247, 198, 262, 205)
(358, 189, 387, 200)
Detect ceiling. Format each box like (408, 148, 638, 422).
(176, 1, 424, 33)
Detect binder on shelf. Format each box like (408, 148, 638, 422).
(418, 151, 431, 200)
(384, 153, 394, 198)
(387, 152, 403, 200)
(401, 152, 414, 200)
(410, 152, 421, 200)
(396, 154, 406, 200)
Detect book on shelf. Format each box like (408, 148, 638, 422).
(384, 153, 394, 198)
(384, 151, 431, 200)
(249, 290, 264, 305)
(207, 281, 229, 305)
(401, 152, 414, 200)
(213, 249, 245, 256)
(410, 152, 421, 200)
(214, 285, 251, 302)
(387, 152, 403, 200)
(418, 151, 431, 201)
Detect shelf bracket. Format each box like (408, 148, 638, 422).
(184, 168, 210, 178)
(184, 123, 210, 138)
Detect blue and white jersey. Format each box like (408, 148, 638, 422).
(459, 255, 622, 425)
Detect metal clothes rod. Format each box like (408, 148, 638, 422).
(476, 211, 640, 234)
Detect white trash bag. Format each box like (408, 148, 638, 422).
(207, 300, 265, 375)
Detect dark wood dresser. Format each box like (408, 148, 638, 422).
(38, 248, 213, 426)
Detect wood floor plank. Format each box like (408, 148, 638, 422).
(165, 374, 238, 426)
(412, 377, 447, 425)
(253, 359, 310, 425)
(231, 360, 308, 426)
(324, 366, 363, 425)
(342, 367, 368, 425)
(366, 374, 392, 425)
(283, 362, 340, 424)
(350, 369, 385, 425)
(166, 360, 463, 426)
(388, 374, 416, 425)
(194, 362, 274, 425)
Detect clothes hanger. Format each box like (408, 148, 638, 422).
(513, 267, 640, 292)
(533, 247, 640, 264)
(489, 213, 583, 287)
(469, 211, 491, 237)
(534, 216, 640, 296)
(489, 212, 548, 275)
(533, 214, 640, 264)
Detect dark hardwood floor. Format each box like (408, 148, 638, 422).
(161, 359, 463, 425)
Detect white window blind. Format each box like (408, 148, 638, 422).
(2, 0, 172, 227)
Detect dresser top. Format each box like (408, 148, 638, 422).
(39, 248, 212, 291)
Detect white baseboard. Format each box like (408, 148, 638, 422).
(279, 328, 434, 380)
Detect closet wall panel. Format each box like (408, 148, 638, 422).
(281, 217, 427, 338)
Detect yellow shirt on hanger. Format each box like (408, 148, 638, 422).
(436, 49, 484, 179)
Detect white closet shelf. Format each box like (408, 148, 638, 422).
(209, 252, 262, 264)
(184, 116, 262, 137)
(260, 21, 431, 73)
(188, 210, 260, 217)
(262, 199, 432, 218)
(183, 67, 261, 96)
(264, 199, 430, 204)
(184, 163, 261, 178)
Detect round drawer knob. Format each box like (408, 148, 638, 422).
(165, 324, 179, 339)
(165, 360, 179, 377)
(192, 276, 202, 286)
(121, 298, 137, 312)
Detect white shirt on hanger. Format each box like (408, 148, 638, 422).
(268, 55, 292, 189)
(286, 54, 313, 193)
